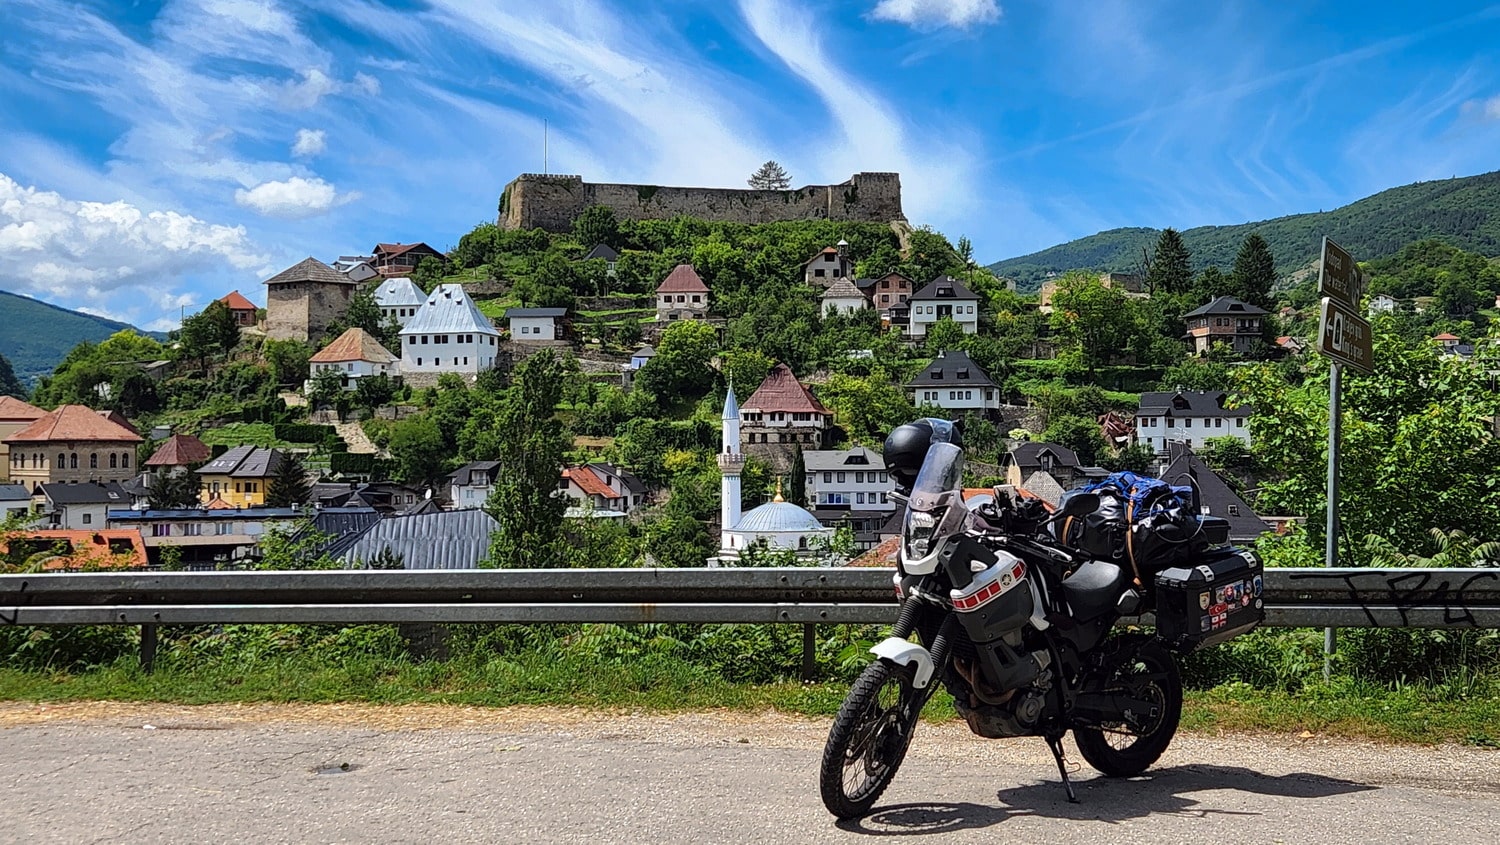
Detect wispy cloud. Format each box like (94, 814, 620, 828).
(1463, 94, 1500, 121)
(292, 129, 327, 158)
(869, 0, 1001, 31)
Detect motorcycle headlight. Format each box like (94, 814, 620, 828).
(904, 508, 941, 560)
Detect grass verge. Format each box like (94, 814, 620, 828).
(1, 656, 1495, 746)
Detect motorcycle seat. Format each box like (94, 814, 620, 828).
(1062, 560, 1127, 622)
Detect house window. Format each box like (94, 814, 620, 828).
(1237, 418, 1245, 427)
(464, 357, 469, 366)
(837, 472, 846, 483)
(823, 472, 832, 483)
(691, 295, 701, 304)
(110, 454, 117, 469)
(56, 453, 65, 469)
(152, 524, 170, 537)
(1215, 418, 1223, 428)
(417, 358, 422, 366)
(1185, 419, 1193, 428)
(1228, 505, 1240, 516)
(90, 453, 98, 469)
(421, 336, 428, 344)
(217, 523, 232, 535)
(854, 472, 864, 483)
(856, 492, 866, 504)
(82, 513, 92, 525)
(815, 269, 826, 278)
(184, 523, 202, 536)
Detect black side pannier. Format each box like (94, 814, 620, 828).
(1153, 548, 1265, 653)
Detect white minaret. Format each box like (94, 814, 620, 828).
(718, 381, 744, 556)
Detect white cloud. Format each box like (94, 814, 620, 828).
(233, 176, 358, 218)
(0, 172, 267, 302)
(870, 0, 1001, 30)
(292, 128, 327, 157)
(1464, 94, 1500, 120)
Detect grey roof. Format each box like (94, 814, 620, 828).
(449, 461, 501, 487)
(1019, 470, 1066, 506)
(1182, 296, 1268, 318)
(583, 244, 619, 261)
(263, 257, 354, 286)
(40, 481, 129, 505)
(631, 345, 657, 358)
(910, 275, 979, 302)
(340, 508, 500, 569)
(401, 284, 499, 336)
(1138, 390, 1253, 418)
(0, 483, 33, 500)
(1160, 445, 1271, 542)
(506, 307, 567, 318)
(733, 501, 827, 534)
(372, 277, 425, 308)
(200, 446, 285, 478)
(108, 507, 304, 521)
(1009, 442, 1081, 471)
(906, 350, 996, 388)
(804, 446, 882, 472)
(821, 277, 867, 300)
(587, 463, 647, 496)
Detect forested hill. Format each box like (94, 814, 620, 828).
(989, 169, 1500, 291)
(0, 290, 152, 384)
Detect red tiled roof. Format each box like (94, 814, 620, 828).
(374, 242, 441, 259)
(145, 434, 212, 467)
(1, 530, 148, 570)
(310, 328, 399, 364)
(219, 290, 256, 311)
(848, 536, 899, 567)
(0, 396, 46, 422)
(743, 364, 830, 415)
(655, 264, 710, 293)
(98, 410, 139, 435)
(5, 404, 142, 444)
(1433, 332, 1460, 341)
(564, 466, 617, 499)
(204, 496, 235, 510)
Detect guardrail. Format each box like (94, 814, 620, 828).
(3, 567, 1498, 672)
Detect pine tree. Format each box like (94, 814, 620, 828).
(148, 466, 202, 510)
(266, 452, 312, 508)
(747, 160, 792, 190)
(1230, 234, 1277, 310)
(0, 351, 24, 399)
(1146, 228, 1192, 295)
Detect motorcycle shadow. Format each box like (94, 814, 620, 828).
(839, 764, 1376, 836)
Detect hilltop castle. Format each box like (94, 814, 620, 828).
(498, 172, 905, 231)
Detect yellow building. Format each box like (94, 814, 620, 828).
(198, 446, 285, 508)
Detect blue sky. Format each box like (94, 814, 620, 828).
(2, 0, 1499, 331)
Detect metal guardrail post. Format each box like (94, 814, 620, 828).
(801, 623, 817, 682)
(140, 623, 157, 673)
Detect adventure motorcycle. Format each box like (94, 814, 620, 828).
(819, 419, 1263, 819)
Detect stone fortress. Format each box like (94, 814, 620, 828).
(498, 172, 906, 231)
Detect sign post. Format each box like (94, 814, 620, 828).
(1315, 236, 1371, 680)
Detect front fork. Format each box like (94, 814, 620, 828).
(869, 597, 958, 699)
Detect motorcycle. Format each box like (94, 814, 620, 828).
(819, 427, 1263, 819)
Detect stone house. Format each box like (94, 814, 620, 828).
(740, 364, 833, 453)
(803, 242, 853, 285)
(1004, 442, 1086, 489)
(656, 264, 711, 321)
(0, 396, 47, 483)
(4, 405, 143, 492)
(1183, 296, 1267, 356)
(263, 257, 358, 342)
(907, 275, 980, 337)
(855, 272, 914, 320)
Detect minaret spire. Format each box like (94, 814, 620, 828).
(718, 380, 744, 560)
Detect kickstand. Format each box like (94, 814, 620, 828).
(1045, 734, 1079, 803)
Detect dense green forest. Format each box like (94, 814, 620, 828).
(990, 170, 1500, 290)
(0, 290, 160, 384)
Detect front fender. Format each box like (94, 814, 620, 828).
(870, 637, 935, 689)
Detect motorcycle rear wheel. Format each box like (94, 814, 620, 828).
(819, 659, 922, 819)
(1073, 635, 1182, 777)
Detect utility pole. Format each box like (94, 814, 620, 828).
(543, 119, 548, 175)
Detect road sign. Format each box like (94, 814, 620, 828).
(1318, 236, 1364, 306)
(1318, 297, 1374, 373)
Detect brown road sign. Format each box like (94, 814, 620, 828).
(1318, 236, 1364, 306)
(1318, 297, 1374, 373)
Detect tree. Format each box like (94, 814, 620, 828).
(263, 339, 313, 387)
(389, 416, 450, 488)
(1049, 271, 1135, 374)
(486, 350, 570, 568)
(636, 320, 718, 403)
(413, 256, 447, 292)
(147, 465, 202, 510)
(1146, 228, 1193, 295)
(1229, 234, 1276, 310)
(572, 204, 620, 250)
(747, 160, 791, 190)
(814, 372, 919, 445)
(266, 452, 312, 508)
(354, 373, 398, 409)
(342, 286, 385, 337)
(0, 352, 24, 399)
(923, 317, 967, 354)
(787, 445, 807, 507)
(1041, 413, 1106, 466)
(307, 368, 345, 403)
(178, 300, 241, 364)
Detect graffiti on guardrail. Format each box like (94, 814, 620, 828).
(1288, 569, 1500, 627)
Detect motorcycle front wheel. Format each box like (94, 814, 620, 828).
(819, 659, 923, 819)
(1073, 635, 1182, 777)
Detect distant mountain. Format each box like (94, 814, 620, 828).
(0, 290, 156, 385)
(989, 170, 1500, 291)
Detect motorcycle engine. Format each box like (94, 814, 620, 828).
(944, 637, 1055, 739)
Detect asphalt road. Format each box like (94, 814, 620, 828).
(0, 703, 1497, 844)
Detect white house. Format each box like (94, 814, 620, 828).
(447, 461, 499, 510)
(333, 256, 380, 283)
(507, 307, 567, 342)
(803, 241, 854, 285)
(400, 284, 501, 377)
(906, 350, 1001, 414)
(372, 277, 426, 327)
(38, 482, 130, 530)
(907, 275, 980, 337)
(307, 328, 400, 390)
(1135, 390, 1254, 453)
(1369, 293, 1398, 314)
(560, 463, 648, 514)
(1, 483, 30, 520)
(804, 446, 895, 511)
(820, 277, 869, 316)
(628, 345, 657, 370)
(583, 244, 619, 278)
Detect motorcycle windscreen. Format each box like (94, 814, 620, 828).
(908, 442, 964, 512)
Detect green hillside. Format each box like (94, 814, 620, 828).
(989, 170, 1500, 290)
(0, 290, 152, 385)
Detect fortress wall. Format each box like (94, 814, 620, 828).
(498, 173, 904, 231)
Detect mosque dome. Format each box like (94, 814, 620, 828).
(734, 500, 826, 534)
